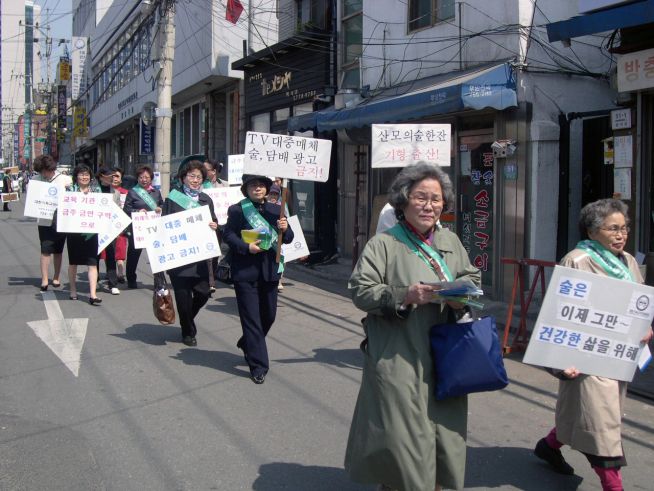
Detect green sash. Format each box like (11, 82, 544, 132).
(168, 189, 201, 209)
(575, 239, 635, 282)
(388, 222, 454, 281)
(202, 181, 212, 189)
(240, 198, 284, 273)
(133, 184, 159, 211)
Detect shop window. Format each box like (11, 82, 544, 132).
(341, 0, 362, 89)
(409, 0, 455, 32)
(251, 113, 270, 133)
(192, 104, 200, 154)
(297, 0, 328, 31)
(183, 107, 191, 155)
(273, 108, 290, 122)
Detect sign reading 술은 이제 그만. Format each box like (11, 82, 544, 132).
(522, 265, 654, 381)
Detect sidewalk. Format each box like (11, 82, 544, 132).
(285, 257, 654, 400)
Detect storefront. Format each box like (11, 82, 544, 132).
(232, 32, 338, 260)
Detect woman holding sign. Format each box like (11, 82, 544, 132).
(223, 174, 293, 384)
(162, 160, 218, 346)
(65, 164, 102, 304)
(534, 199, 653, 491)
(123, 165, 163, 289)
(345, 163, 480, 491)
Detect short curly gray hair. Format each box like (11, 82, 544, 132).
(388, 162, 455, 220)
(579, 198, 628, 238)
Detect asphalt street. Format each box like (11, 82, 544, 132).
(1, 198, 653, 491)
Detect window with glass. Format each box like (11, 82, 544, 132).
(408, 0, 455, 31)
(297, 0, 328, 30)
(341, 1, 362, 89)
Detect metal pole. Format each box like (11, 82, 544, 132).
(155, 0, 176, 197)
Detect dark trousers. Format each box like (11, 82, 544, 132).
(102, 240, 118, 287)
(126, 232, 142, 284)
(171, 278, 210, 338)
(234, 280, 279, 377)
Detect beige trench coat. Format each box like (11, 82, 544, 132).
(555, 248, 643, 457)
(345, 226, 480, 491)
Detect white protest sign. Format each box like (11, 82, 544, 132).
(228, 154, 245, 185)
(56, 192, 114, 233)
(371, 124, 451, 168)
(131, 211, 161, 249)
(146, 206, 221, 274)
(281, 215, 310, 263)
(24, 180, 63, 220)
(523, 265, 654, 381)
(244, 131, 332, 182)
(96, 201, 132, 254)
(203, 186, 243, 225)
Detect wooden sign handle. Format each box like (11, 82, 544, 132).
(275, 179, 287, 264)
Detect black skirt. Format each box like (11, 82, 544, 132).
(38, 225, 67, 254)
(67, 233, 99, 266)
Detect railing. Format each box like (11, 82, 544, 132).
(501, 258, 556, 354)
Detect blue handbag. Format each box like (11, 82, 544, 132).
(429, 316, 509, 400)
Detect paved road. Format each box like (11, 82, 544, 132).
(1, 200, 653, 490)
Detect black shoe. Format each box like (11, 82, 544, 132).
(182, 336, 197, 347)
(89, 297, 102, 306)
(40, 284, 48, 292)
(117, 276, 126, 284)
(534, 438, 575, 475)
(251, 374, 265, 384)
(127, 281, 137, 289)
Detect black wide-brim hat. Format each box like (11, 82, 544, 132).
(241, 174, 273, 196)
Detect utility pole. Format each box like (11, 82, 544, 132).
(154, 0, 175, 197)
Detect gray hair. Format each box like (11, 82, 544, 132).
(579, 198, 629, 238)
(388, 162, 455, 219)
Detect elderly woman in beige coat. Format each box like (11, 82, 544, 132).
(534, 199, 653, 491)
(345, 163, 480, 491)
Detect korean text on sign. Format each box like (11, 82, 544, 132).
(371, 124, 451, 168)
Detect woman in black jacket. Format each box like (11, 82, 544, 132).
(162, 160, 218, 346)
(223, 174, 293, 384)
(123, 165, 163, 288)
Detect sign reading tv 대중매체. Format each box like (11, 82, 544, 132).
(522, 265, 654, 382)
(371, 124, 451, 168)
(243, 132, 331, 182)
(145, 206, 221, 274)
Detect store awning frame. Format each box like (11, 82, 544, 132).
(546, 0, 654, 42)
(287, 62, 517, 134)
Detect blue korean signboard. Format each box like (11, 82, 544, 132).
(140, 119, 154, 155)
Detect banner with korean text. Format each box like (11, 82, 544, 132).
(371, 124, 451, 168)
(243, 132, 331, 182)
(228, 154, 245, 185)
(203, 186, 243, 225)
(145, 207, 221, 274)
(522, 265, 654, 381)
(131, 211, 161, 249)
(281, 215, 310, 263)
(24, 180, 64, 220)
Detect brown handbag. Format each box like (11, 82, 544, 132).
(153, 273, 176, 325)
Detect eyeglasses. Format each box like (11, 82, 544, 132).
(409, 194, 443, 207)
(185, 174, 204, 181)
(599, 226, 630, 235)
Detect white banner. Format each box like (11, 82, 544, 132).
(203, 186, 243, 225)
(617, 47, 654, 92)
(71, 37, 88, 100)
(131, 210, 161, 249)
(146, 207, 221, 274)
(244, 131, 332, 182)
(24, 180, 63, 220)
(371, 124, 451, 168)
(96, 200, 132, 254)
(522, 265, 654, 381)
(228, 154, 245, 185)
(56, 192, 111, 233)
(281, 215, 310, 263)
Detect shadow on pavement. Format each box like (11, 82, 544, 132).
(465, 446, 584, 489)
(110, 323, 182, 346)
(205, 294, 239, 314)
(275, 347, 363, 370)
(170, 348, 250, 379)
(252, 462, 371, 490)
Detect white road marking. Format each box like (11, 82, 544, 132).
(27, 291, 89, 377)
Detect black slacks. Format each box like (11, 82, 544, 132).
(170, 277, 210, 338)
(126, 232, 142, 284)
(234, 280, 279, 377)
(102, 240, 118, 287)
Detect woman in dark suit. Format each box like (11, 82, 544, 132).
(123, 165, 163, 288)
(162, 160, 218, 346)
(223, 174, 294, 384)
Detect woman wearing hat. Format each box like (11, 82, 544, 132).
(223, 174, 294, 384)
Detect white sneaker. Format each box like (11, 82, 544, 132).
(278, 284, 284, 292)
(111, 287, 120, 295)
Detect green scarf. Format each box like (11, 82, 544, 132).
(132, 184, 158, 211)
(575, 239, 635, 282)
(168, 189, 201, 209)
(240, 198, 284, 273)
(388, 222, 454, 281)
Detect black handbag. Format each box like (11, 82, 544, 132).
(430, 316, 509, 400)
